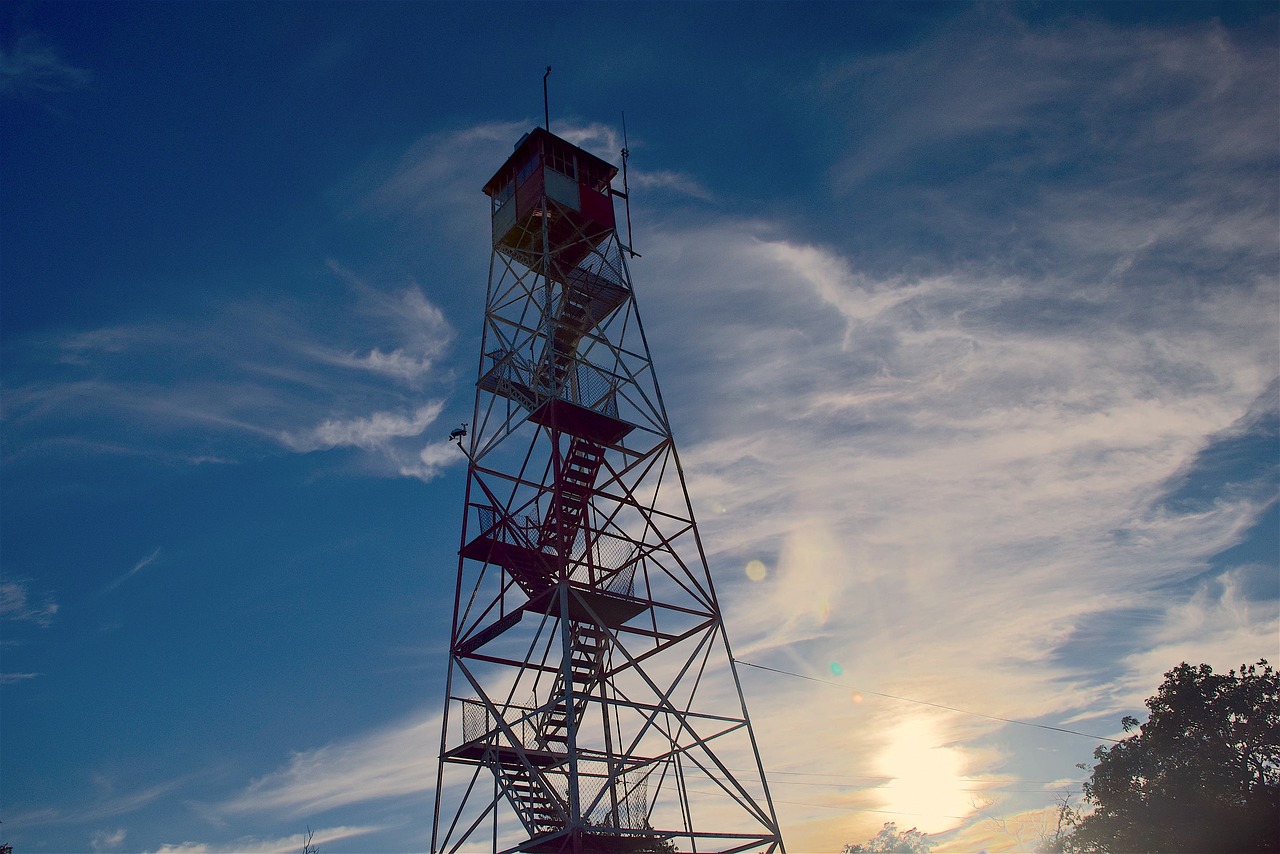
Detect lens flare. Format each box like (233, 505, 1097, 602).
(829, 661, 843, 677)
(744, 559, 768, 581)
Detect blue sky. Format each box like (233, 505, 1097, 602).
(2, 3, 1276, 852)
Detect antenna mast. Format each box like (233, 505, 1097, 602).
(543, 65, 552, 130)
(620, 112, 640, 258)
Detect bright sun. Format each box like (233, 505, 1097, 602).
(876, 717, 974, 834)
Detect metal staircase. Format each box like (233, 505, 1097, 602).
(539, 439, 606, 559)
(538, 622, 608, 751)
(495, 752, 565, 835)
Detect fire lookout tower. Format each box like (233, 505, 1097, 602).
(432, 127, 784, 853)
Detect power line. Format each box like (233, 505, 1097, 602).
(742, 768, 1085, 785)
(719, 768, 1084, 793)
(761, 778, 1081, 794)
(751, 796, 975, 821)
(736, 659, 1122, 744)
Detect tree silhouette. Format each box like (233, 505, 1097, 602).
(1066, 659, 1279, 853)
(842, 821, 934, 853)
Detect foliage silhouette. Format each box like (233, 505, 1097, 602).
(1065, 659, 1279, 853)
(842, 821, 935, 853)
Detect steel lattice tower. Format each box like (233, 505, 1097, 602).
(432, 127, 784, 854)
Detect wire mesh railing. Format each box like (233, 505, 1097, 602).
(578, 762, 650, 830)
(459, 697, 541, 749)
(480, 347, 621, 419)
(601, 562, 636, 597)
(470, 503, 640, 595)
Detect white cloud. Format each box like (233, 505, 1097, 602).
(630, 168, 716, 202)
(0, 31, 91, 98)
(336, 345, 438, 382)
(90, 827, 126, 852)
(10, 775, 199, 829)
(1, 672, 40, 684)
(1117, 566, 1280, 699)
(826, 14, 1273, 191)
(217, 710, 439, 818)
(281, 402, 445, 452)
(0, 578, 58, 627)
(4, 272, 458, 476)
(625, 209, 1275, 846)
(317, 265, 455, 384)
(398, 438, 464, 482)
(364, 119, 629, 234)
(104, 547, 162, 593)
(556, 121, 622, 158)
(148, 825, 380, 854)
(279, 400, 468, 482)
(360, 120, 528, 254)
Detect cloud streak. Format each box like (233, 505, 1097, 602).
(104, 547, 162, 593)
(0, 31, 91, 99)
(2, 269, 459, 479)
(8, 773, 200, 828)
(0, 578, 58, 627)
(217, 709, 439, 818)
(281, 402, 444, 452)
(627, 19, 1278, 826)
(148, 825, 382, 854)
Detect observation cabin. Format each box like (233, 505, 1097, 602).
(483, 128, 619, 270)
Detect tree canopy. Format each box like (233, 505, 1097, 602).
(842, 821, 935, 853)
(1065, 659, 1279, 853)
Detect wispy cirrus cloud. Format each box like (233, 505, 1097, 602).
(9, 773, 199, 828)
(148, 825, 382, 854)
(630, 168, 716, 202)
(2, 267, 460, 480)
(0, 31, 91, 99)
(90, 828, 127, 852)
(315, 262, 455, 384)
(281, 403, 444, 453)
(0, 577, 58, 627)
(630, 12, 1278, 827)
(361, 120, 528, 247)
(363, 119, 633, 238)
(104, 547, 163, 593)
(816, 11, 1277, 294)
(399, 438, 465, 482)
(216, 709, 439, 818)
(644, 222, 1275, 846)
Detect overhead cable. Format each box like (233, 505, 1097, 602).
(735, 659, 1121, 744)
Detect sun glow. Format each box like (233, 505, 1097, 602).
(876, 717, 975, 834)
